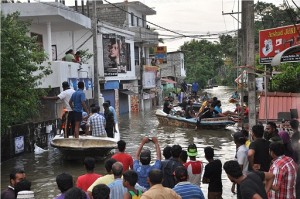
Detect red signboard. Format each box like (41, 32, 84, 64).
(259, 24, 300, 64)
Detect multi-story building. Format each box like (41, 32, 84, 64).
(2, 0, 160, 121)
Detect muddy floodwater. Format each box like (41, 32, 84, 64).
(1, 86, 240, 198)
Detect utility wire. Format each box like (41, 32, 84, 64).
(102, 0, 187, 38)
(291, 0, 300, 10)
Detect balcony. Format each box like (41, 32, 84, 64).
(37, 61, 93, 90)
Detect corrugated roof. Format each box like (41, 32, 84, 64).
(259, 92, 300, 120)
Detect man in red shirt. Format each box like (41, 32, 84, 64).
(112, 140, 133, 172)
(77, 157, 102, 192)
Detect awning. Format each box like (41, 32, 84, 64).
(161, 78, 177, 84)
(120, 90, 138, 95)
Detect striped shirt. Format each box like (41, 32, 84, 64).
(87, 113, 107, 137)
(173, 181, 205, 199)
(108, 178, 127, 199)
(269, 155, 298, 199)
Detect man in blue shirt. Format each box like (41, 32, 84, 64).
(192, 82, 199, 98)
(69, 81, 89, 138)
(173, 166, 205, 199)
(133, 137, 161, 190)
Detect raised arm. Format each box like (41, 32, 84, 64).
(135, 137, 149, 160)
(151, 137, 161, 161)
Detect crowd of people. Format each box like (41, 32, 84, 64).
(163, 92, 247, 128)
(3, 119, 299, 199)
(43, 81, 117, 138)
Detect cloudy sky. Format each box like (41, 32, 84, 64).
(105, 0, 285, 51)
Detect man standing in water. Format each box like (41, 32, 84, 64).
(43, 81, 75, 138)
(103, 102, 115, 138)
(69, 81, 89, 138)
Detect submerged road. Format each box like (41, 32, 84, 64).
(1, 86, 239, 198)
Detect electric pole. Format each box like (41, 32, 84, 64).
(92, 0, 99, 105)
(241, 0, 256, 129)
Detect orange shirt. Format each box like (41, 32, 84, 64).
(77, 173, 101, 192)
(112, 152, 133, 172)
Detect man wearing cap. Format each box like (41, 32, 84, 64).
(133, 137, 161, 190)
(42, 81, 75, 138)
(173, 166, 205, 199)
(184, 144, 203, 186)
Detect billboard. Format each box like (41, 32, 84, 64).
(103, 34, 128, 76)
(154, 46, 167, 64)
(259, 24, 300, 64)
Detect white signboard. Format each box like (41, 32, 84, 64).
(143, 71, 156, 89)
(15, 136, 24, 154)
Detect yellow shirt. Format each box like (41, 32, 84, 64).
(199, 101, 208, 113)
(140, 184, 181, 199)
(87, 174, 114, 192)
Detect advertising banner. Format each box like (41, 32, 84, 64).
(154, 46, 167, 64)
(259, 24, 300, 64)
(103, 34, 128, 76)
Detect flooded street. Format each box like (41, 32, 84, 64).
(1, 86, 239, 199)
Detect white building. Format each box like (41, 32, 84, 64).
(2, 0, 159, 119)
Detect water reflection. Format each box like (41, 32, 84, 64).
(1, 86, 238, 198)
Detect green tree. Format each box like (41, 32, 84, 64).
(1, 12, 52, 133)
(180, 39, 224, 87)
(271, 63, 300, 92)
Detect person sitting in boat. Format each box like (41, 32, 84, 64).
(80, 112, 89, 135)
(234, 103, 242, 115)
(213, 100, 225, 117)
(163, 97, 173, 114)
(196, 104, 219, 129)
(185, 100, 195, 119)
(200, 104, 219, 119)
(178, 97, 188, 111)
(231, 91, 240, 100)
(201, 92, 210, 102)
(196, 98, 213, 117)
(86, 106, 107, 137)
(214, 100, 237, 117)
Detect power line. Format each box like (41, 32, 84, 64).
(102, 0, 187, 38)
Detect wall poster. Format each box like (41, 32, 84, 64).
(103, 34, 128, 76)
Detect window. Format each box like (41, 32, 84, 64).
(126, 43, 131, 71)
(134, 46, 139, 65)
(142, 15, 145, 27)
(136, 16, 139, 27)
(131, 12, 134, 26)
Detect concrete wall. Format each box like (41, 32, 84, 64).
(1, 120, 59, 162)
(160, 52, 186, 79)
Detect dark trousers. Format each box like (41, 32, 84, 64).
(106, 127, 114, 138)
(64, 111, 75, 138)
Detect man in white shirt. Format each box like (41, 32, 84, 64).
(42, 81, 75, 138)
